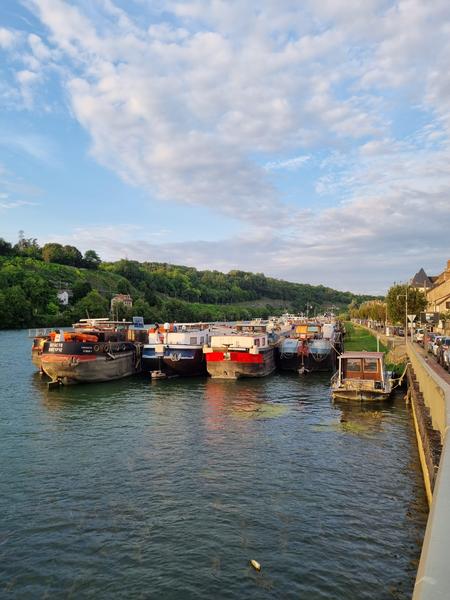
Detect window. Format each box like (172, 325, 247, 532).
(190, 337, 197, 344)
(255, 338, 260, 347)
(363, 359, 378, 372)
(200, 337, 204, 344)
(346, 359, 361, 372)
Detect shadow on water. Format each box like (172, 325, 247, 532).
(31, 372, 148, 415)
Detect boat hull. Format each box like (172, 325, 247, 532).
(206, 349, 276, 379)
(31, 348, 42, 369)
(41, 341, 138, 384)
(141, 346, 165, 373)
(163, 348, 206, 377)
(331, 388, 392, 402)
(278, 349, 337, 372)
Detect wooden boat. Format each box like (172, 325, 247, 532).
(331, 352, 393, 402)
(40, 319, 139, 385)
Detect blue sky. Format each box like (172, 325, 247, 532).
(1, 0, 450, 293)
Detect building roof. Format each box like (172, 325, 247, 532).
(411, 267, 433, 288)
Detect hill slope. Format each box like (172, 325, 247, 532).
(0, 256, 376, 329)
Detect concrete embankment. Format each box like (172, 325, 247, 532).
(408, 342, 450, 600)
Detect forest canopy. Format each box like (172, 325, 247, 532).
(0, 236, 376, 329)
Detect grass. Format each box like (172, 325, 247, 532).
(344, 322, 387, 353)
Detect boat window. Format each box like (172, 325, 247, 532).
(346, 359, 361, 372)
(190, 337, 197, 344)
(200, 337, 204, 344)
(363, 359, 378, 372)
(255, 338, 260, 347)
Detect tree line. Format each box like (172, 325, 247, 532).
(0, 236, 101, 269)
(347, 284, 428, 324)
(0, 234, 378, 329)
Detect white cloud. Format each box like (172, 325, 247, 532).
(0, 200, 36, 209)
(2, 0, 450, 291)
(23, 0, 388, 225)
(0, 132, 57, 164)
(264, 155, 311, 171)
(0, 28, 17, 49)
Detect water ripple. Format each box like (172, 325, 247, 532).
(0, 331, 427, 599)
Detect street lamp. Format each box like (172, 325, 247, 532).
(397, 285, 409, 343)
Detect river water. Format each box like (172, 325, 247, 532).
(1, 330, 428, 599)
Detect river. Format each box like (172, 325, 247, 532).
(0, 330, 427, 599)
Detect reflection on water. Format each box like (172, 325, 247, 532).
(0, 331, 428, 600)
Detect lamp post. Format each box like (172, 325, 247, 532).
(397, 284, 409, 344)
(405, 284, 408, 344)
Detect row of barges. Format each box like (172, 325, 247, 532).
(31, 315, 344, 385)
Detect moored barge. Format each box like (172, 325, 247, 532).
(40, 319, 139, 385)
(278, 320, 338, 373)
(204, 323, 276, 379)
(162, 323, 211, 376)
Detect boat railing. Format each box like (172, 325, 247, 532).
(28, 328, 53, 338)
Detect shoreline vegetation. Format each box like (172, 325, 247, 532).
(0, 237, 376, 330)
(344, 322, 387, 353)
(344, 321, 406, 375)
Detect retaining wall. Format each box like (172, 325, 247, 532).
(409, 342, 450, 600)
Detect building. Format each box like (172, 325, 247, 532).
(111, 293, 133, 310)
(57, 289, 72, 305)
(410, 267, 434, 293)
(426, 260, 450, 314)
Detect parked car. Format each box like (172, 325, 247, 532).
(443, 347, 450, 371)
(436, 337, 450, 366)
(414, 328, 424, 344)
(432, 336, 444, 357)
(426, 333, 438, 353)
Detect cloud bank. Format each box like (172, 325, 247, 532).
(1, 0, 450, 291)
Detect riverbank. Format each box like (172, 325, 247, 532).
(346, 322, 407, 373)
(344, 322, 387, 352)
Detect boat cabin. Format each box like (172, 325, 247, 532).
(295, 323, 321, 339)
(165, 330, 210, 347)
(332, 351, 392, 401)
(338, 352, 385, 382)
(207, 333, 269, 353)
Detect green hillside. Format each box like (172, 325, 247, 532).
(0, 238, 376, 329)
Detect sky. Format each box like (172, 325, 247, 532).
(1, 0, 450, 294)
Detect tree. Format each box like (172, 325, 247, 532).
(62, 245, 83, 267)
(72, 280, 93, 302)
(42, 243, 67, 264)
(0, 285, 33, 328)
(14, 236, 42, 259)
(0, 238, 13, 256)
(42, 243, 83, 266)
(386, 284, 427, 324)
(73, 290, 108, 319)
(83, 250, 101, 269)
